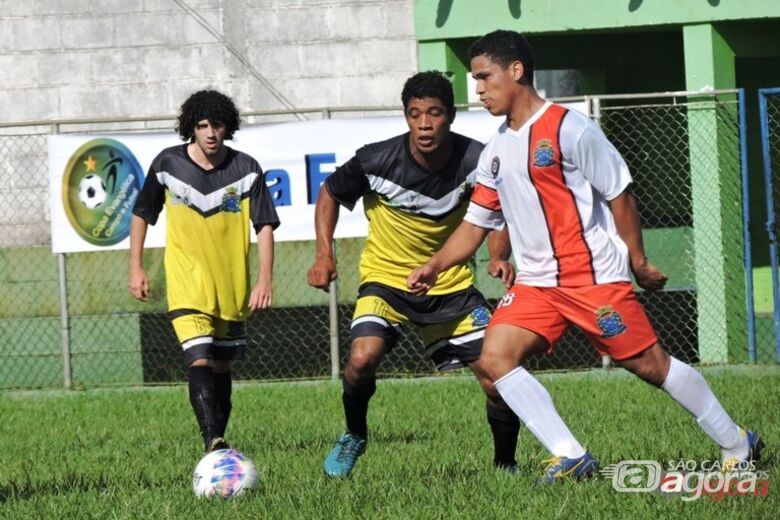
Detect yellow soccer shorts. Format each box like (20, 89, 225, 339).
(350, 282, 491, 371)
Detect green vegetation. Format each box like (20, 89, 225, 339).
(0, 366, 777, 518)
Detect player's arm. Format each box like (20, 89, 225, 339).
(574, 123, 666, 292)
(306, 184, 340, 292)
(307, 155, 368, 292)
(249, 168, 281, 311)
(128, 215, 151, 301)
(609, 187, 667, 291)
(407, 221, 490, 295)
(128, 165, 164, 302)
(486, 226, 514, 288)
(249, 224, 274, 311)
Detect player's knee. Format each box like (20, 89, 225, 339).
(347, 349, 380, 378)
(624, 358, 666, 386)
(189, 358, 210, 368)
(479, 378, 500, 401)
(622, 343, 669, 386)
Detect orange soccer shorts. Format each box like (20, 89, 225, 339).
(489, 281, 658, 360)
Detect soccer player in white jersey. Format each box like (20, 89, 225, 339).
(129, 90, 279, 452)
(408, 30, 763, 483)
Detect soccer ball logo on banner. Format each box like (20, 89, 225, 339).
(78, 174, 108, 209)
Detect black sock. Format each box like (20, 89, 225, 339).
(188, 366, 218, 446)
(213, 371, 232, 438)
(487, 401, 521, 468)
(342, 378, 376, 439)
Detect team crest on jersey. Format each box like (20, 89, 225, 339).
(470, 305, 491, 327)
(171, 185, 191, 206)
(221, 186, 241, 213)
(491, 156, 501, 178)
(596, 306, 627, 338)
(533, 138, 556, 167)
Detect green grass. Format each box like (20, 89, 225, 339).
(0, 366, 778, 519)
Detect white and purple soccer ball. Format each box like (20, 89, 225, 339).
(78, 174, 107, 209)
(192, 449, 258, 499)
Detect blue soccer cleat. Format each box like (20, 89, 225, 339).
(722, 429, 764, 472)
(539, 452, 599, 484)
(323, 432, 367, 478)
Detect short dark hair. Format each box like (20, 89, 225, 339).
(469, 30, 535, 85)
(401, 71, 455, 116)
(176, 89, 241, 141)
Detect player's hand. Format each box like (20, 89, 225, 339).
(249, 279, 273, 311)
(632, 259, 667, 292)
(307, 257, 338, 292)
(407, 264, 439, 295)
(128, 267, 150, 302)
(487, 259, 515, 289)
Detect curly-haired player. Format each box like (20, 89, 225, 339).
(129, 89, 280, 452)
(175, 89, 241, 141)
(308, 71, 520, 478)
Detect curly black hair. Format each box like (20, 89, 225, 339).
(469, 30, 535, 85)
(401, 71, 455, 117)
(176, 89, 241, 141)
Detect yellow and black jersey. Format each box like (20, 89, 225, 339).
(133, 144, 280, 320)
(326, 132, 484, 295)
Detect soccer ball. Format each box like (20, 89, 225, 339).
(78, 174, 107, 209)
(192, 449, 258, 499)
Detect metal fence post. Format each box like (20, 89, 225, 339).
(738, 89, 757, 363)
(57, 252, 72, 389)
(51, 122, 73, 389)
(590, 96, 612, 370)
(322, 107, 340, 379)
(758, 88, 780, 362)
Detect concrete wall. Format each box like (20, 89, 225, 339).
(1, 0, 417, 122)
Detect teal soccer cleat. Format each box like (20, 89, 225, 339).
(540, 452, 599, 484)
(323, 432, 367, 478)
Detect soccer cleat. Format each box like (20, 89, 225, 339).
(206, 436, 230, 452)
(539, 452, 599, 484)
(323, 432, 366, 478)
(722, 429, 764, 472)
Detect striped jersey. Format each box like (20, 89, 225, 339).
(465, 101, 632, 287)
(133, 144, 280, 320)
(326, 132, 484, 294)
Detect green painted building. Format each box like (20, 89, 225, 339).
(414, 0, 780, 362)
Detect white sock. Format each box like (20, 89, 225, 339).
(661, 357, 745, 457)
(495, 367, 586, 459)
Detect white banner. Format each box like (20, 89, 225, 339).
(48, 104, 585, 253)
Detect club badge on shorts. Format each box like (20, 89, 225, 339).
(596, 305, 627, 338)
(533, 138, 556, 167)
(470, 305, 491, 327)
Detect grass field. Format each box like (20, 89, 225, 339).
(0, 366, 777, 519)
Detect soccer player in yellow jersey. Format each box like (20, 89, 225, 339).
(128, 90, 280, 452)
(308, 72, 518, 477)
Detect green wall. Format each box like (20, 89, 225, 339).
(414, 1, 780, 41)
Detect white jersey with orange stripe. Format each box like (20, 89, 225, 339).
(465, 101, 633, 287)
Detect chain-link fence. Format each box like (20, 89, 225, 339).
(758, 88, 780, 364)
(0, 90, 773, 389)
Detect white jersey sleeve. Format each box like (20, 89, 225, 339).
(571, 123, 633, 201)
(464, 146, 505, 230)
